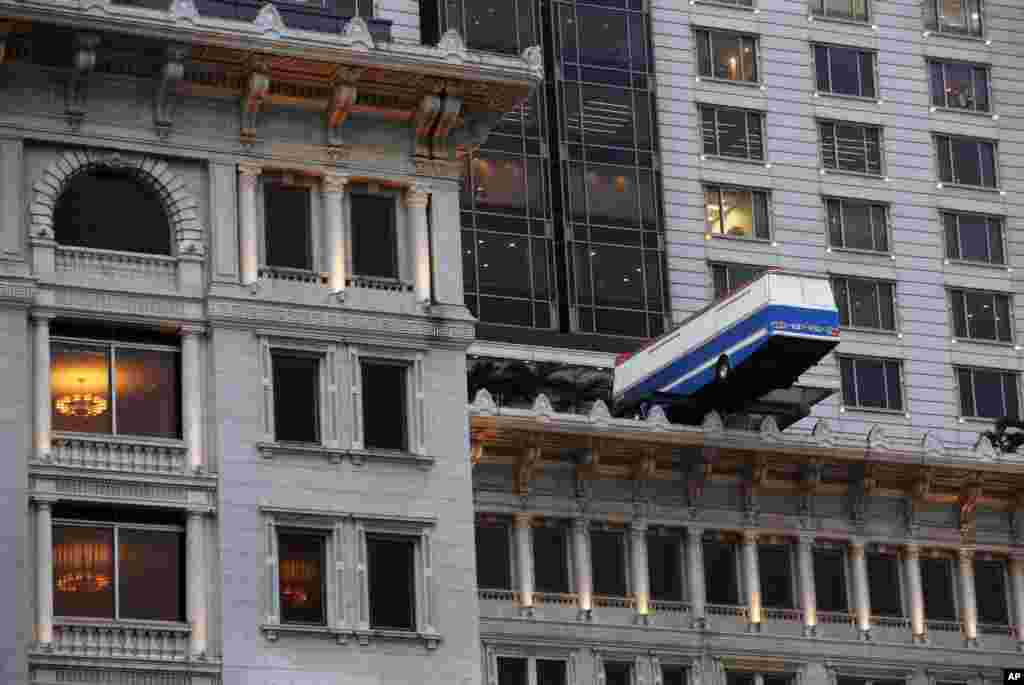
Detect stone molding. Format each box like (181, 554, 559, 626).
(30, 150, 204, 255)
(29, 469, 217, 511)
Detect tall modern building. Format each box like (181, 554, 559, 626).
(0, 0, 1022, 685)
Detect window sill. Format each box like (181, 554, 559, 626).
(951, 338, 1016, 350)
(820, 168, 886, 181)
(813, 91, 881, 105)
(945, 258, 1011, 272)
(691, 0, 757, 12)
(696, 76, 764, 90)
(958, 415, 1000, 426)
(56, 616, 189, 630)
(826, 246, 894, 259)
(707, 234, 774, 245)
(923, 29, 988, 44)
(701, 154, 771, 168)
(838, 326, 901, 337)
(929, 105, 997, 120)
(808, 13, 873, 28)
(353, 628, 441, 650)
(256, 442, 435, 469)
(839, 405, 909, 418)
(936, 182, 1003, 195)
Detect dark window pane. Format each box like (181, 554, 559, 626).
(870, 205, 888, 251)
(361, 361, 407, 451)
(885, 362, 902, 410)
(605, 663, 632, 685)
(848, 279, 880, 329)
(952, 291, 968, 338)
(53, 168, 171, 255)
(815, 46, 830, 91)
(697, 31, 712, 77)
(476, 233, 534, 299)
(944, 62, 975, 109)
(879, 283, 895, 331)
(859, 51, 875, 98)
(930, 63, 946, 107)
(957, 368, 974, 417)
(827, 200, 843, 247)
(953, 139, 982, 186)
(975, 560, 1009, 625)
(704, 540, 739, 604)
(759, 545, 793, 608)
(54, 526, 115, 619)
(747, 113, 763, 160)
(717, 108, 748, 158)
(119, 529, 183, 621)
(972, 369, 1007, 419)
(644, 250, 663, 311)
(980, 142, 996, 187)
(534, 527, 569, 593)
(585, 165, 639, 226)
(813, 548, 848, 612)
(264, 186, 311, 270)
(662, 666, 687, 685)
(114, 348, 180, 438)
(944, 213, 960, 260)
(996, 296, 1012, 342)
(272, 353, 320, 443)
(537, 661, 568, 685)
(52, 344, 113, 435)
(591, 245, 645, 310)
(367, 536, 416, 630)
(701, 106, 718, 156)
(975, 67, 989, 111)
(648, 535, 682, 601)
(576, 6, 630, 70)
(498, 657, 528, 685)
(475, 523, 511, 590)
(937, 137, 953, 182)
(840, 357, 856, 406)
(841, 201, 873, 250)
(826, 47, 863, 96)
(853, 358, 886, 408)
(833, 278, 850, 326)
(921, 558, 955, 620)
(1005, 374, 1020, 420)
(470, 155, 531, 215)
(480, 296, 535, 327)
(351, 194, 398, 278)
(964, 292, 998, 340)
(591, 531, 627, 596)
(727, 673, 754, 685)
(753, 192, 770, 240)
(712, 265, 728, 300)
(867, 554, 902, 616)
(988, 219, 1004, 264)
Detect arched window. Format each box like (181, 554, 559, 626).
(53, 167, 172, 255)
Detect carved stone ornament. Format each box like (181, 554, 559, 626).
(532, 393, 553, 416)
(759, 415, 780, 441)
(436, 29, 468, 64)
(340, 17, 374, 51)
(471, 387, 497, 414)
(812, 418, 834, 447)
(170, 0, 198, 23)
(702, 410, 723, 434)
(521, 45, 544, 79)
(254, 3, 286, 38)
(646, 404, 669, 427)
(921, 431, 944, 458)
(589, 399, 611, 423)
(31, 150, 204, 254)
(973, 434, 997, 461)
(867, 424, 890, 451)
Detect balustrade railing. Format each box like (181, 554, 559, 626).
(593, 595, 635, 609)
(650, 600, 690, 614)
(55, 245, 177, 289)
(534, 592, 578, 607)
(871, 615, 911, 629)
(979, 622, 1013, 636)
(50, 619, 191, 661)
(706, 603, 749, 619)
(50, 432, 187, 473)
(817, 610, 855, 625)
(926, 619, 963, 633)
(346, 276, 414, 293)
(478, 589, 516, 602)
(259, 266, 327, 284)
(762, 607, 803, 622)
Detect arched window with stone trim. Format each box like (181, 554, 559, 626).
(53, 166, 173, 255)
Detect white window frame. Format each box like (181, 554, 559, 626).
(354, 514, 438, 647)
(349, 344, 425, 458)
(702, 185, 773, 242)
(258, 336, 341, 453)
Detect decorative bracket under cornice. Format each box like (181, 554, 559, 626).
(154, 44, 187, 138)
(66, 32, 99, 130)
(413, 94, 442, 158)
(514, 445, 541, 496)
(326, 82, 357, 146)
(241, 66, 270, 144)
(958, 478, 983, 539)
(0, 21, 11, 64)
(431, 94, 463, 158)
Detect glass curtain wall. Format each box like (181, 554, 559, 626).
(445, 0, 666, 342)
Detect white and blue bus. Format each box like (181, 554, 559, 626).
(612, 271, 840, 421)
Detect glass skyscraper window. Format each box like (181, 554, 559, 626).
(448, 0, 666, 346)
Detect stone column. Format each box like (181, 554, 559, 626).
(33, 314, 52, 461)
(797, 534, 817, 636)
(1010, 553, 1024, 651)
(36, 500, 53, 648)
(237, 163, 261, 287)
(180, 327, 203, 472)
(743, 530, 761, 629)
(905, 544, 926, 643)
(687, 526, 706, 628)
(958, 547, 978, 646)
(187, 510, 207, 657)
(323, 173, 349, 295)
(850, 539, 872, 638)
(573, 518, 592, 616)
(630, 520, 650, 621)
(405, 186, 432, 304)
(513, 513, 534, 615)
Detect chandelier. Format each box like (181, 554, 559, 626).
(54, 540, 112, 593)
(54, 378, 108, 418)
(280, 558, 318, 607)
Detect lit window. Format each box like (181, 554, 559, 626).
(51, 332, 180, 439)
(696, 29, 758, 82)
(704, 186, 770, 240)
(367, 535, 417, 631)
(278, 531, 326, 625)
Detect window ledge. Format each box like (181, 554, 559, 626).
(353, 628, 441, 649)
(958, 415, 998, 425)
(951, 338, 1016, 349)
(936, 183, 1002, 194)
(349, 448, 434, 470)
(56, 616, 190, 631)
(838, 326, 901, 337)
(930, 106, 996, 119)
(261, 623, 350, 644)
(924, 30, 988, 44)
(827, 246, 893, 258)
(820, 168, 886, 181)
(808, 13, 872, 28)
(945, 259, 1011, 273)
(840, 405, 909, 418)
(692, 0, 757, 12)
(255, 442, 435, 469)
(701, 154, 770, 168)
(707, 234, 773, 244)
(697, 76, 764, 90)
(814, 91, 881, 104)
